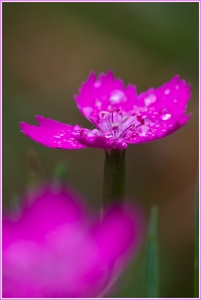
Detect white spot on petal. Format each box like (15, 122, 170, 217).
(144, 94, 157, 106)
(94, 80, 101, 88)
(164, 89, 170, 95)
(95, 99, 102, 109)
(160, 108, 172, 121)
(109, 90, 127, 104)
(73, 125, 80, 131)
(144, 118, 154, 126)
(87, 129, 99, 137)
(138, 125, 149, 136)
(161, 113, 172, 120)
(82, 107, 93, 116)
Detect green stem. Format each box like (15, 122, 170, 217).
(103, 149, 126, 205)
(145, 205, 159, 298)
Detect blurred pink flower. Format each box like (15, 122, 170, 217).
(3, 184, 143, 298)
(20, 71, 191, 150)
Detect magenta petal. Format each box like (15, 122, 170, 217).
(126, 113, 191, 145)
(20, 115, 86, 149)
(137, 75, 191, 116)
(20, 185, 85, 242)
(74, 71, 137, 119)
(77, 135, 128, 150)
(3, 184, 143, 298)
(2, 219, 20, 251)
(92, 204, 143, 268)
(20, 72, 191, 150)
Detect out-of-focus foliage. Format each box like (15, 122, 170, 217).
(3, 2, 198, 298)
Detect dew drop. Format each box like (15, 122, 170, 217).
(87, 132, 94, 137)
(82, 107, 93, 116)
(105, 134, 113, 138)
(57, 141, 62, 148)
(94, 80, 101, 88)
(87, 129, 99, 137)
(161, 113, 171, 121)
(109, 90, 126, 104)
(74, 125, 80, 131)
(95, 99, 102, 109)
(144, 118, 154, 126)
(173, 99, 177, 103)
(175, 85, 179, 90)
(164, 89, 170, 95)
(160, 108, 172, 121)
(144, 94, 157, 106)
(72, 130, 80, 137)
(137, 125, 149, 136)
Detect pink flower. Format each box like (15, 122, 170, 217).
(3, 184, 143, 298)
(20, 71, 191, 150)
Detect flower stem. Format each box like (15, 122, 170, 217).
(103, 149, 126, 205)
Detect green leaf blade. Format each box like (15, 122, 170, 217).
(145, 205, 159, 298)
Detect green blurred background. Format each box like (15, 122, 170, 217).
(3, 2, 198, 298)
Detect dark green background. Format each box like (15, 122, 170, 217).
(3, 2, 198, 298)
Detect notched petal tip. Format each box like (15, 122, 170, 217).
(19, 116, 87, 150)
(20, 116, 44, 131)
(173, 74, 180, 81)
(19, 121, 26, 133)
(100, 70, 115, 80)
(35, 115, 44, 121)
(84, 71, 96, 84)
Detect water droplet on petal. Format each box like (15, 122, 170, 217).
(175, 85, 179, 90)
(109, 90, 126, 104)
(161, 113, 172, 120)
(74, 125, 80, 131)
(164, 89, 170, 95)
(105, 134, 113, 138)
(137, 125, 149, 136)
(173, 99, 177, 103)
(82, 107, 93, 116)
(94, 99, 102, 109)
(144, 94, 157, 106)
(160, 108, 172, 121)
(87, 129, 99, 137)
(72, 129, 80, 137)
(122, 142, 127, 148)
(144, 118, 153, 126)
(94, 80, 101, 88)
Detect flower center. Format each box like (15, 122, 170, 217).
(89, 110, 149, 140)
